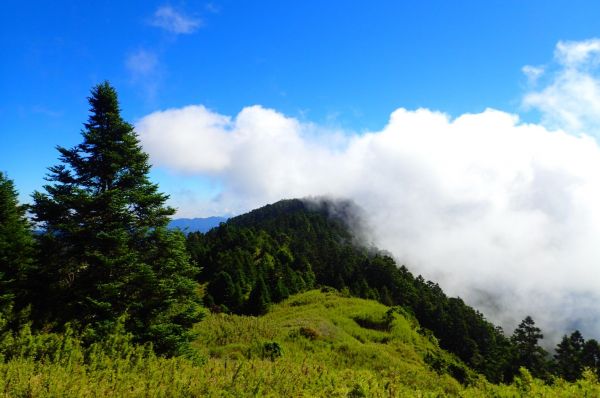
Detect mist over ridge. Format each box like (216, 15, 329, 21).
(137, 39, 600, 344)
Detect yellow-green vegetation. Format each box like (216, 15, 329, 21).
(193, 289, 470, 396)
(2, 290, 600, 397)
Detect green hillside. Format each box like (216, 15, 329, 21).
(188, 198, 600, 385)
(193, 289, 472, 396)
(188, 198, 516, 381)
(2, 289, 600, 397)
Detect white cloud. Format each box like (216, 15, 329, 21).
(523, 38, 600, 134)
(555, 39, 600, 68)
(136, 39, 600, 344)
(149, 6, 202, 34)
(137, 105, 232, 172)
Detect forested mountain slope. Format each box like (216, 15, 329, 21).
(187, 199, 515, 382)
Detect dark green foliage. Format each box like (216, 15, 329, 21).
(246, 276, 271, 315)
(208, 271, 242, 312)
(187, 209, 317, 316)
(554, 334, 579, 381)
(553, 330, 600, 381)
(261, 341, 282, 361)
(0, 173, 35, 329)
(511, 316, 548, 379)
(582, 339, 600, 379)
(30, 82, 203, 355)
(272, 277, 290, 302)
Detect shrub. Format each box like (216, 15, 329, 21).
(262, 341, 283, 361)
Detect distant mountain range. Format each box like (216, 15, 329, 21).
(168, 216, 227, 233)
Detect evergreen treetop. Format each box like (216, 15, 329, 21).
(512, 316, 548, 379)
(30, 81, 203, 355)
(34, 81, 173, 233)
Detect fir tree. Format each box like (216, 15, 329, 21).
(554, 335, 577, 381)
(30, 82, 203, 355)
(246, 276, 271, 315)
(0, 172, 34, 329)
(554, 330, 585, 381)
(511, 316, 548, 379)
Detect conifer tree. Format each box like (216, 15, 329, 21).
(31, 82, 203, 355)
(0, 172, 34, 329)
(581, 339, 600, 378)
(511, 316, 548, 379)
(246, 276, 271, 315)
(554, 331, 584, 381)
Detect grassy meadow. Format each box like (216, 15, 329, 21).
(1, 290, 600, 397)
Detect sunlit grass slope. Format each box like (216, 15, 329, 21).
(2, 289, 600, 397)
(193, 289, 471, 396)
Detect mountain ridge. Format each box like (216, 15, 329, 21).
(187, 198, 515, 382)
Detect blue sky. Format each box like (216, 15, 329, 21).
(2, 1, 600, 207)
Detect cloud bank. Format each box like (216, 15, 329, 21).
(137, 39, 600, 344)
